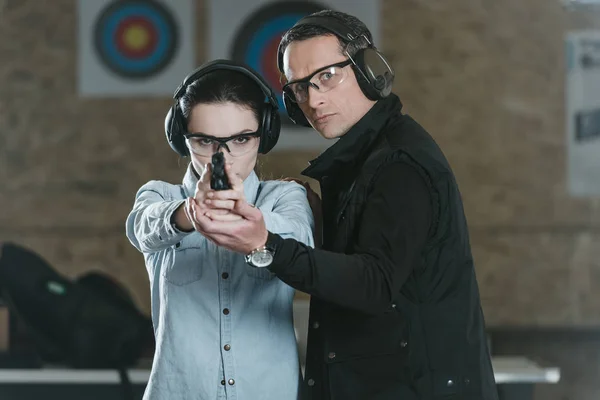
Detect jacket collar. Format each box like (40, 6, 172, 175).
(301, 94, 402, 181)
(182, 163, 260, 205)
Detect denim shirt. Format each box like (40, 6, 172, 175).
(126, 166, 314, 400)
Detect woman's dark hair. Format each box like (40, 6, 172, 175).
(179, 69, 265, 126)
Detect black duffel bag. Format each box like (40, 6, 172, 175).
(0, 242, 153, 399)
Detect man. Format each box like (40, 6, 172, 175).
(189, 9, 498, 400)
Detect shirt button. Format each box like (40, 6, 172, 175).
(220, 380, 225, 385)
(328, 352, 336, 360)
(312, 321, 320, 329)
(228, 379, 235, 385)
(222, 272, 229, 279)
(447, 379, 454, 387)
(223, 308, 230, 315)
(400, 340, 408, 348)
(307, 378, 315, 386)
(224, 344, 231, 351)
(464, 378, 471, 385)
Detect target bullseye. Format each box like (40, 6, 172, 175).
(94, 0, 179, 79)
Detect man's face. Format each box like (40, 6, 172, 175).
(283, 34, 376, 140)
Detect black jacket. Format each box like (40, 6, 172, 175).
(267, 94, 498, 400)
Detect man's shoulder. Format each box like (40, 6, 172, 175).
(357, 113, 454, 185)
(258, 179, 307, 200)
(381, 113, 435, 149)
(374, 114, 449, 165)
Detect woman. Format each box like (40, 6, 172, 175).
(126, 60, 314, 400)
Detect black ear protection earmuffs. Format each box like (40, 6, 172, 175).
(277, 15, 395, 127)
(165, 59, 281, 157)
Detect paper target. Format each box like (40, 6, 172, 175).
(93, 0, 178, 79)
(566, 31, 600, 196)
(209, 0, 380, 150)
(230, 1, 326, 118)
(78, 0, 194, 97)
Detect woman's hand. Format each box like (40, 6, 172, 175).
(203, 163, 245, 222)
(183, 163, 242, 231)
(193, 163, 235, 218)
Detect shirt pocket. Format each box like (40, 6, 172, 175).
(162, 234, 206, 286)
(326, 306, 408, 364)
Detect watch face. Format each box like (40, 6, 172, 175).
(251, 250, 274, 268)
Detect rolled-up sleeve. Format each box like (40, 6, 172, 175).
(126, 181, 191, 254)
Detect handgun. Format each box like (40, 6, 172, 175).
(210, 151, 231, 190)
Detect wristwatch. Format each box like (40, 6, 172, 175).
(245, 232, 280, 268)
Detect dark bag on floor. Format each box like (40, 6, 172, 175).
(0, 242, 153, 399)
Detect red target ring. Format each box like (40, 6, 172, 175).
(114, 16, 159, 59)
(230, 1, 327, 123)
(261, 34, 286, 93)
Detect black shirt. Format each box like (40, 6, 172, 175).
(267, 160, 432, 314)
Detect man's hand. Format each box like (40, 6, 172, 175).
(191, 196, 268, 254)
(281, 178, 321, 216)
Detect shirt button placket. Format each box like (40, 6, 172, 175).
(220, 255, 236, 399)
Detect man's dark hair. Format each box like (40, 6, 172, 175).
(278, 10, 374, 69)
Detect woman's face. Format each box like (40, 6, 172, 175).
(185, 102, 260, 183)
